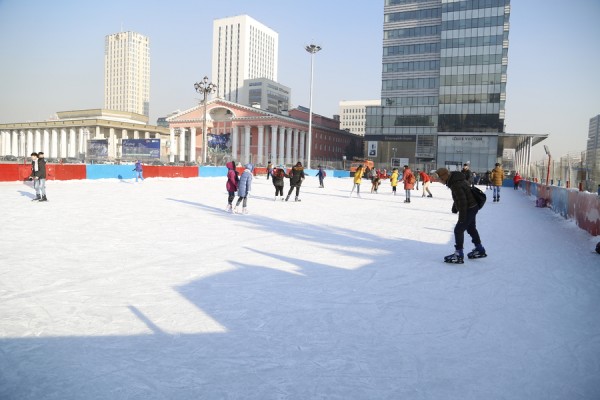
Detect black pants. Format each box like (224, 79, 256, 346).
(287, 185, 300, 198)
(454, 206, 481, 250)
(275, 186, 283, 196)
(235, 196, 248, 207)
(228, 192, 235, 205)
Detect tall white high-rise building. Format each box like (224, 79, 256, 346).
(104, 31, 150, 117)
(212, 15, 278, 103)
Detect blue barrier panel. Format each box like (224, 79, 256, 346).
(199, 166, 228, 177)
(86, 164, 138, 180)
(333, 170, 351, 178)
(551, 186, 569, 218)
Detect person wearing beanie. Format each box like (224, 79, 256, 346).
(234, 163, 253, 214)
(490, 162, 504, 201)
(286, 162, 305, 201)
(436, 167, 487, 264)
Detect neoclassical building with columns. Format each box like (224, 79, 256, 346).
(0, 109, 169, 160)
(167, 99, 363, 167)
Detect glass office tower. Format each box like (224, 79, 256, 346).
(366, 0, 511, 172)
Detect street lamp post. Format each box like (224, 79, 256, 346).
(305, 44, 321, 170)
(194, 76, 217, 165)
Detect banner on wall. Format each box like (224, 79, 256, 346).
(367, 141, 378, 157)
(122, 139, 161, 158)
(208, 133, 231, 152)
(87, 139, 109, 158)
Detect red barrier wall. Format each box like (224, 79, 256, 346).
(51, 165, 87, 180)
(143, 166, 198, 178)
(0, 164, 20, 181)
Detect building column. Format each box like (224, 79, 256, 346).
(109, 128, 116, 159)
(270, 125, 278, 164)
(0, 131, 5, 156)
(133, 130, 139, 139)
(60, 128, 67, 158)
(78, 128, 84, 156)
(231, 125, 239, 162)
(169, 127, 175, 162)
(292, 128, 299, 164)
(257, 125, 264, 165)
(11, 131, 18, 156)
(278, 126, 285, 166)
(179, 128, 186, 162)
(299, 131, 306, 164)
(285, 127, 293, 165)
(43, 129, 50, 156)
(51, 129, 58, 158)
(190, 127, 197, 163)
(69, 128, 76, 157)
(244, 125, 251, 164)
(34, 129, 41, 152)
(26, 130, 34, 155)
(144, 131, 150, 139)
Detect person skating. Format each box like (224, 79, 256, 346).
(225, 161, 239, 212)
(401, 165, 415, 203)
(134, 160, 144, 182)
(419, 169, 432, 197)
(491, 163, 504, 202)
(436, 168, 487, 264)
(30, 152, 48, 201)
(266, 161, 273, 181)
(513, 171, 522, 190)
(234, 163, 253, 214)
(316, 165, 326, 188)
(390, 168, 399, 196)
(350, 165, 364, 198)
(461, 163, 472, 187)
(272, 165, 288, 201)
(285, 162, 305, 201)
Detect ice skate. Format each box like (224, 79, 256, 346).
(39, 195, 48, 202)
(242, 207, 248, 214)
(467, 245, 487, 259)
(444, 250, 464, 264)
(226, 204, 233, 213)
(285, 195, 290, 201)
(295, 196, 301, 202)
(32, 194, 41, 201)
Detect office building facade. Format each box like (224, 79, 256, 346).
(339, 100, 380, 135)
(212, 15, 278, 104)
(366, 0, 530, 173)
(104, 31, 150, 117)
(241, 78, 291, 114)
(586, 115, 600, 190)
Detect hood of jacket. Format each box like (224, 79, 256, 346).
(226, 161, 235, 170)
(446, 170, 466, 187)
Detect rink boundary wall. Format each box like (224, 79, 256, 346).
(521, 180, 600, 236)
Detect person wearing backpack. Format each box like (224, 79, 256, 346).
(401, 165, 415, 203)
(436, 167, 487, 264)
(316, 165, 326, 188)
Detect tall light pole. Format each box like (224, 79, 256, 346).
(194, 76, 217, 165)
(305, 44, 321, 169)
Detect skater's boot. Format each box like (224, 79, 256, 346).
(497, 195, 500, 202)
(295, 196, 301, 202)
(444, 249, 464, 264)
(285, 195, 290, 202)
(242, 207, 248, 214)
(493, 196, 497, 202)
(32, 194, 41, 201)
(39, 195, 48, 202)
(467, 244, 487, 259)
(233, 206, 239, 213)
(226, 204, 233, 213)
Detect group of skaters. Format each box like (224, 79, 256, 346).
(351, 164, 432, 202)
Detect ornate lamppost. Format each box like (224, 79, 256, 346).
(305, 44, 321, 169)
(194, 76, 217, 165)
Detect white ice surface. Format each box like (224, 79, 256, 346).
(1, 176, 599, 400)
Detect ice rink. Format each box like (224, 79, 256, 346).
(1, 175, 599, 399)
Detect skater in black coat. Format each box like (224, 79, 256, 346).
(436, 168, 486, 264)
(285, 162, 305, 201)
(272, 166, 288, 201)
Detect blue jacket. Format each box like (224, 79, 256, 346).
(135, 162, 143, 172)
(238, 167, 253, 197)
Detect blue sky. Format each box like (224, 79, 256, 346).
(0, 0, 598, 160)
